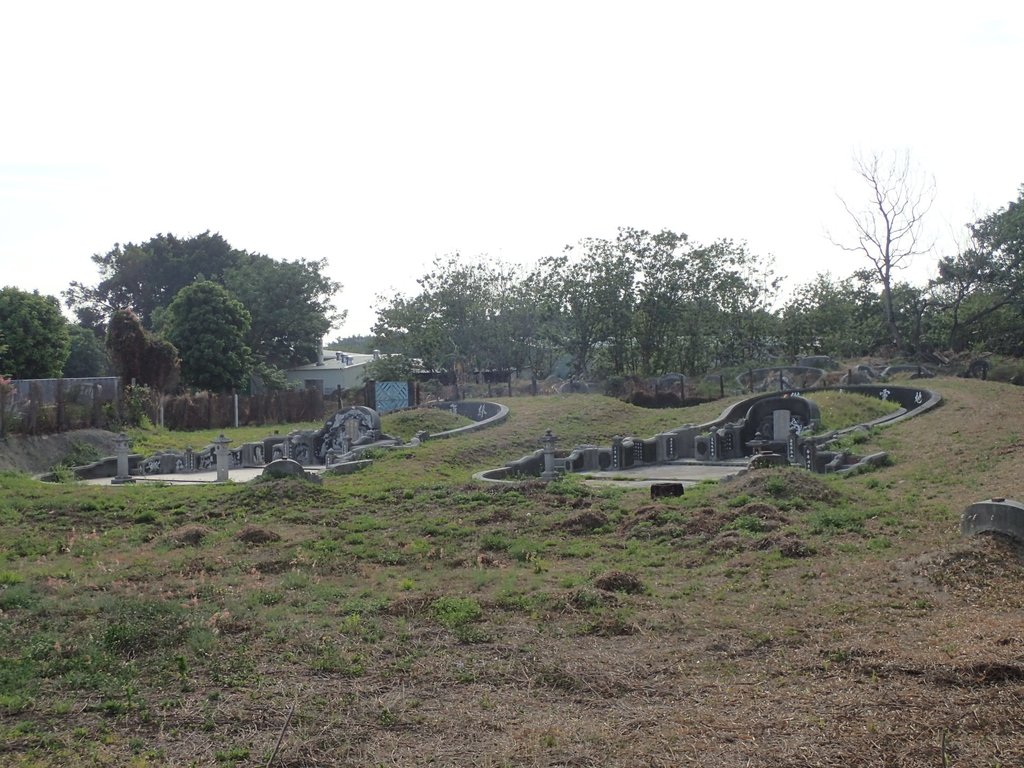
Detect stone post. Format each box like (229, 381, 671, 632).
(803, 441, 818, 473)
(611, 435, 623, 471)
(213, 434, 232, 482)
(112, 433, 134, 485)
(787, 427, 799, 465)
(541, 429, 558, 481)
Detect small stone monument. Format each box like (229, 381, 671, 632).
(541, 429, 559, 481)
(213, 434, 232, 482)
(111, 433, 134, 485)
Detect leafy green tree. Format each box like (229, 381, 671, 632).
(514, 269, 559, 382)
(163, 281, 252, 392)
(372, 256, 548, 396)
(934, 185, 1024, 353)
(364, 353, 415, 381)
(537, 238, 634, 377)
(0, 287, 71, 378)
(625, 228, 689, 374)
(223, 254, 343, 368)
(780, 273, 876, 358)
(65, 232, 342, 373)
(473, 261, 543, 380)
(625, 232, 777, 374)
(374, 256, 493, 375)
(327, 335, 376, 353)
(64, 325, 112, 378)
(65, 231, 243, 328)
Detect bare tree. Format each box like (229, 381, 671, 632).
(831, 151, 935, 351)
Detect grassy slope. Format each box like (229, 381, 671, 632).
(1, 380, 1022, 767)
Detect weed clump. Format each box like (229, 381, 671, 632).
(170, 525, 211, 546)
(772, 533, 814, 558)
(236, 524, 281, 545)
(557, 510, 609, 534)
(593, 570, 645, 594)
(431, 596, 483, 628)
(679, 507, 728, 537)
(566, 586, 618, 610)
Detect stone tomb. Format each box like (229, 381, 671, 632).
(739, 395, 820, 452)
(126, 406, 394, 478)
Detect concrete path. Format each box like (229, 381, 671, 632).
(581, 460, 746, 488)
(81, 466, 325, 486)
(84, 460, 744, 488)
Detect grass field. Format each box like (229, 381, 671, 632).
(1, 380, 1022, 766)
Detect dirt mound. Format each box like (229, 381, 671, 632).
(680, 506, 729, 536)
(0, 429, 119, 474)
(593, 570, 645, 594)
(558, 510, 609, 533)
(233, 477, 339, 507)
(236, 524, 282, 545)
(686, 502, 788, 536)
(170, 524, 211, 546)
(924, 533, 1024, 606)
(719, 467, 841, 507)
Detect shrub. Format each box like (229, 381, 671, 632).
(431, 596, 482, 629)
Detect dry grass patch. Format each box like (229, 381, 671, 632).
(236, 524, 281, 544)
(593, 570, 646, 594)
(556, 509, 609, 533)
(169, 523, 211, 546)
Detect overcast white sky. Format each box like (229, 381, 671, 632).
(2, 1, 1022, 336)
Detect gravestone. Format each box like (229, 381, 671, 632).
(772, 409, 791, 442)
(742, 395, 820, 448)
(961, 498, 1024, 542)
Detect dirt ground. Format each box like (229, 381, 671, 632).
(0, 428, 119, 474)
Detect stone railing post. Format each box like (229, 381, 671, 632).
(541, 429, 558, 480)
(112, 433, 134, 485)
(611, 435, 623, 471)
(213, 434, 232, 482)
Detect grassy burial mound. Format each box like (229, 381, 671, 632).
(1, 378, 1023, 766)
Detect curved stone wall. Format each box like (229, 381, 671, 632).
(420, 400, 510, 439)
(482, 384, 942, 480)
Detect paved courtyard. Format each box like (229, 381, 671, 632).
(580, 460, 747, 488)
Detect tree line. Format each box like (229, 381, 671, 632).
(0, 165, 1022, 394)
(0, 232, 341, 394)
(371, 180, 1024, 380)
